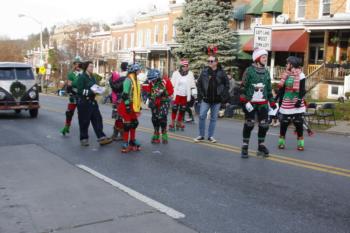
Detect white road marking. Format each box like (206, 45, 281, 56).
(76, 164, 186, 219)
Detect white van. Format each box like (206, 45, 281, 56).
(0, 62, 40, 117)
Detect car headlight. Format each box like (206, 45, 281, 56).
(29, 91, 37, 99)
(0, 91, 6, 100)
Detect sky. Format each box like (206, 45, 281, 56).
(2, 0, 184, 39)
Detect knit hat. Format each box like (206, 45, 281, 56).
(120, 62, 128, 72)
(147, 69, 161, 82)
(252, 48, 268, 62)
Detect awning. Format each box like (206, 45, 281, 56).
(232, 5, 249, 21)
(242, 30, 308, 52)
(246, 0, 263, 15)
(262, 0, 283, 13)
(237, 35, 253, 60)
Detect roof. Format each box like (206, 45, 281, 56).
(0, 62, 32, 68)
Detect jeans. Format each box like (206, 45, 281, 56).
(198, 101, 221, 138)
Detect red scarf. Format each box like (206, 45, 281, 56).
(279, 68, 301, 91)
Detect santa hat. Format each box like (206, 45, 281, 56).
(180, 59, 189, 66)
(252, 48, 268, 62)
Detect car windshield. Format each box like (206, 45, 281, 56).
(0, 67, 34, 80)
(16, 68, 35, 80)
(0, 68, 15, 80)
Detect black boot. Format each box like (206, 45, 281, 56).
(241, 145, 249, 159)
(257, 144, 269, 158)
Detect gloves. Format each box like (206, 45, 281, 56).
(295, 99, 302, 108)
(125, 104, 131, 113)
(270, 102, 277, 110)
(245, 102, 254, 112)
(66, 85, 72, 94)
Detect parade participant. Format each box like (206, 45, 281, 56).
(239, 48, 276, 158)
(170, 59, 196, 131)
(60, 57, 82, 136)
(109, 62, 128, 141)
(118, 63, 142, 153)
(277, 56, 306, 151)
(194, 55, 229, 143)
(76, 61, 112, 146)
(146, 69, 174, 144)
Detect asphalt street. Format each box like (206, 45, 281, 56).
(0, 94, 349, 233)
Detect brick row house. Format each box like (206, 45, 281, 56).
(81, 0, 182, 78)
(231, 0, 350, 100)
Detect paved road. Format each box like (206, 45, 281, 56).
(0, 94, 350, 233)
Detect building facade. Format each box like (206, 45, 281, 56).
(231, 0, 350, 99)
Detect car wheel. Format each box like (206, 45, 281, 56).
(15, 109, 21, 114)
(29, 109, 38, 118)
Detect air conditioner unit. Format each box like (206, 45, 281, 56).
(276, 14, 289, 24)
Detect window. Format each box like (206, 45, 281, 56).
(154, 25, 159, 44)
(163, 24, 168, 42)
(331, 86, 339, 95)
(321, 0, 331, 16)
(130, 33, 135, 48)
(124, 34, 128, 49)
(107, 40, 111, 53)
(172, 25, 177, 41)
(250, 17, 261, 29)
(137, 31, 143, 47)
(236, 20, 245, 30)
(296, 0, 306, 19)
(118, 37, 122, 50)
(145, 29, 151, 47)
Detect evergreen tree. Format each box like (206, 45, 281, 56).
(174, 0, 238, 75)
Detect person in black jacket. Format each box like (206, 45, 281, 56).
(76, 61, 112, 146)
(194, 55, 229, 143)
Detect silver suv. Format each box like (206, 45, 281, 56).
(0, 62, 40, 117)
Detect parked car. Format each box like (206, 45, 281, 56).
(0, 62, 40, 117)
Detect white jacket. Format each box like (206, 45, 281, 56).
(171, 70, 197, 102)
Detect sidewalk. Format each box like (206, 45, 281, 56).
(0, 144, 197, 233)
(326, 120, 350, 136)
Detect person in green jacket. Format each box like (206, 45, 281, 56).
(60, 57, 82, 135)
(76, 61, 112, 146)
(239, 48, 276, 158)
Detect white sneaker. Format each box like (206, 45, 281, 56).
(208, 137, 217, 143)
(194, 136, 204, 143)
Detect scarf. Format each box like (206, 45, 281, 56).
(129, 73, 141, 113)
(279, 68, 301, 91)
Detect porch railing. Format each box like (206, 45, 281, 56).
(306, 63, 326, 93)
(307, 64, 322, 75)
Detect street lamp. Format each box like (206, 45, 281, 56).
(18, 14, 44, 91)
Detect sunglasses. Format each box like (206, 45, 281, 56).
(208, 60, 216, 63)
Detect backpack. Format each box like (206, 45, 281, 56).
(110, 75, 126, 94)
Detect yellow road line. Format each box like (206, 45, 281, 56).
(43, 106, 350, 178)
